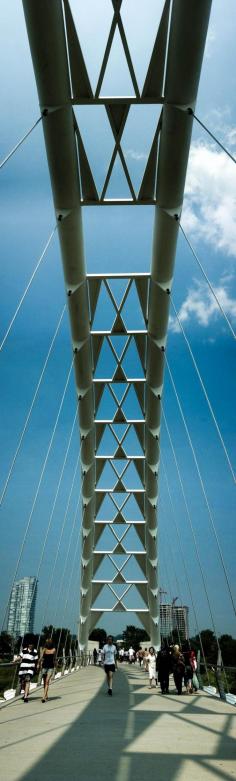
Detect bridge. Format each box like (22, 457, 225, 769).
(0, 0, 236, 775)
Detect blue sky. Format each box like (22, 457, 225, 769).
(0, 0, 236, 642)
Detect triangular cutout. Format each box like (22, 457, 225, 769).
(114, 479, 126, 493)
(113, 572, 126, 584)
(123, 340, 145, 379)
(92, 335, 104, 370)
(75, 127, 99, 202)
(113, 409, 126, 424)
(142, 0, 171, 98)
(113, 601, 126, 612)
(88, 278, 102, 323)
(121, 105, 161, 194)
(94, 383, 104, 415)
(112, 365, 127, 382)
(106, 103, 130, 140)
(135, 277, 150, 322)
(96, 385, 117, 421)
(113, 541, 127, 555)
(133, 382, 145, 415)
(74, 106, 114, 195)
(134, 334, 147, 371)
(121, 282, 147, 330)
(95, 459, 106, 485)
(107, 278, 131, 310)
(96, 425, 117, 456)
(94, 339, 117, 379)
(121, 0, 166, 94)
(95, 423, 106, 450)
(113, 512, 126, 525)
(99, 27, 136, 97)
(111, 313, 127, 335)
(69, 0, 113, 95)
(92, 281, 117, 331)
(104, 151, 134, 201)
(114, 444, 127, 459)
(64, 0, 93, 99)
(138, 129, 160, 202)
(122, 385, 143, 421)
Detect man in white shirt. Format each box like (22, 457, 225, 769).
(128, 646, 135, 663)
(102, 635, 117, 696)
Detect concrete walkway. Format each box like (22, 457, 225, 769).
(0, 665, 235, 781)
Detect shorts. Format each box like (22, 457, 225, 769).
(19, 674, 31, 683)
(41, 668, 54, 679)
(104, 664, 115, 674)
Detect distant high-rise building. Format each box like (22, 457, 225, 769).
(7, 577, 37, 638)
(160, 604, 189, 640)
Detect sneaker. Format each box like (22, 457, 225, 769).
(108, 689, 112, 696)
(24, 698, 28, 703)
(42, 699, 45, 703)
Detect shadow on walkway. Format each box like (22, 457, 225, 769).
(1, 667, 236, 781)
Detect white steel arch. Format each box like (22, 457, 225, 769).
(23, 0, 212, 650)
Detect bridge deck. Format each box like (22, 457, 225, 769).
(0, 666, 235, 781)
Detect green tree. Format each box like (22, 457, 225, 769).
(122, 625, 149, 650)
(219, 635, 236, 667)
(0, 631, 14, 659)
(189, 629, 218, 664)
(89, 628, 107, 647)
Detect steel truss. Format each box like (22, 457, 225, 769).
(23, 0, 212, 649)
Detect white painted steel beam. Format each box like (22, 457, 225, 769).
(22, 0, 95, 651)
(145, 0, 212, 647)
(23, 0, 212, 652)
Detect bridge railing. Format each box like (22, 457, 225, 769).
(199, 663, 236, 705)
(0, 652, 93, 704)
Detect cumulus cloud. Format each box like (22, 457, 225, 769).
(182, 138, 236, 257)
(169, 279, 236, 333)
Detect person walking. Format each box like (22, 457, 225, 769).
(17, 639, 39, 703)
(93, 647, 98, 665)
(143, 647, 149, 672)
(147, 647, 157, 688)
(39, 638, 56, 703)
(156, 641, 171, 694)
(128, 646, 135, 664)
(102, 635, 117, 696)
(172, 644, 185, 695)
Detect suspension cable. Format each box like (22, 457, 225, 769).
(165, 356, 236, 622)
(28, 407, 79, 628)
(58, 528, 82, 660)
(159, 499, 184, 646)
(188, 108, 236, 165)
(55, 487, 83, 658)
(1, 357, 74, 631)
(0, 115, 45, 170)
(171, 297, 235, 483)
(160, 454, 210, 679)
(37, 447, 81, 650)
(179, 223, 236, 341)
(0, 225, 58, 352)
(162, 407, 223, 651)
(0, 305, 66, 507)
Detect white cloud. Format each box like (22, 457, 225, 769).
(169, 279, 236, 333)
(182, 140, 236, 257)
(124, 148, 148, 162)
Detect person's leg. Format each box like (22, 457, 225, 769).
(107, 669, 113, 694)
(24, 678, 30, 701)
(42, 673, 50, 701)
